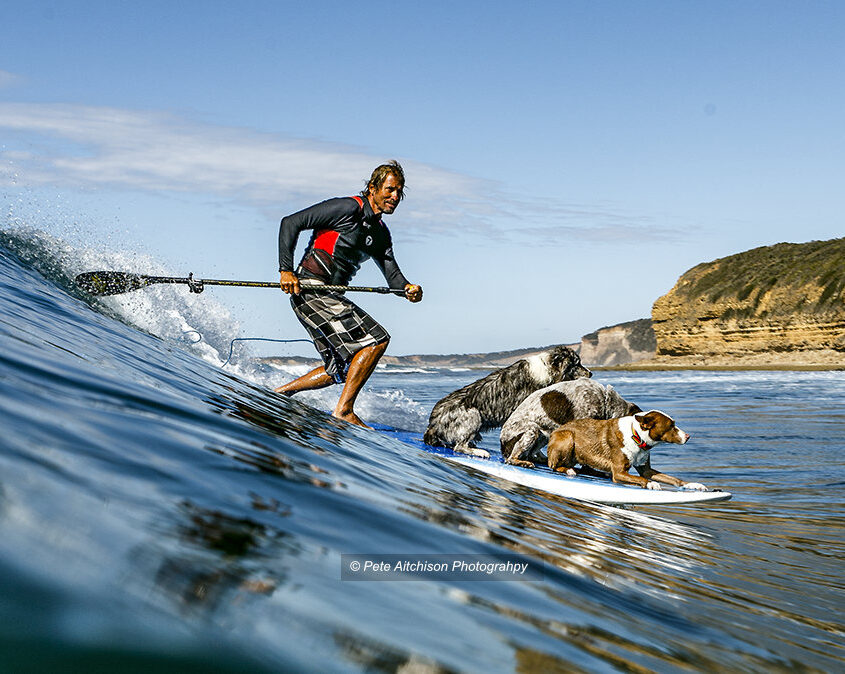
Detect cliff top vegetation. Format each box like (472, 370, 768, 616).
(662, 237, 845, 318)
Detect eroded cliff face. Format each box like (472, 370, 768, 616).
(651, 238, 845, 366)
(580, 319, 656, 367)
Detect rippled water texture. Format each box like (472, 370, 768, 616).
(1, 228, 843, 672)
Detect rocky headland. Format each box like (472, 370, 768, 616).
(264, 238, 844, 370)
(645, 238, 845, 368)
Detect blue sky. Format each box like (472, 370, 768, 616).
(2, 1, 843, 355)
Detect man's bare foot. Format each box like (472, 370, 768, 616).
(332, 410, 371, 429)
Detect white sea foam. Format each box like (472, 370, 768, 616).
(377, 365, 436, 374)
(1, 223, 426, 423)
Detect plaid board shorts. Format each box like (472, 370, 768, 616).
(290, 283, 390, 384)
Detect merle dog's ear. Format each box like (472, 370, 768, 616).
(549, 345, 574, 368)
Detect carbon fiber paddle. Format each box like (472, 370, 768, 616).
(74, 271, 406, 296)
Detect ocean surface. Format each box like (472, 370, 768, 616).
(1, 226, 843, 673)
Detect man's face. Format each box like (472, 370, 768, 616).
(369, 174, 402, 215)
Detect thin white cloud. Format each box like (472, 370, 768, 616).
(511, 223, 689, 244)
(0, 102, 684, 244)
(0, 103, 479, 201)
(0, 70, 20, 89)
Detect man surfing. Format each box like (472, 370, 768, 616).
(274, 161, 422, 427)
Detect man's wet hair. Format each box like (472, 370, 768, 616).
(364, 160, 406, 201)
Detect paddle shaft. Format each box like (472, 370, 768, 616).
(180, 276, 405, 295)
(74, 270, 406, 296)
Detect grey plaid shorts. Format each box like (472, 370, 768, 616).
(290, 283, 390, 383)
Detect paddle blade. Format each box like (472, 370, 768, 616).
(74, 271, 154, 296)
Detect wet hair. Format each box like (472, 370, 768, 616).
(363, 160, 406, 201)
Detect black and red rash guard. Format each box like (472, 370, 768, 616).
(278, 195, 409, 290)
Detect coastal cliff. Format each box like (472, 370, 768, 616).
(650, 238, 845, 366)
(579, 319, 656, 367)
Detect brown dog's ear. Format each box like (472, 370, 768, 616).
(635, 412, 657, 430)
(628, 403, 643, 415)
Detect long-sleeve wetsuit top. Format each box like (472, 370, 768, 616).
(278, 196, 410, 290)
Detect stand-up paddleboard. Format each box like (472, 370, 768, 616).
(373, 424, 731, 506)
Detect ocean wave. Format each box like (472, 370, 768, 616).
(0, 225, 842, 671)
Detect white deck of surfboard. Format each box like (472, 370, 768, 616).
(442, 453, 732, 505)
(372, 424, 731, 506)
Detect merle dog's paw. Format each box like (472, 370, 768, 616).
(455, 446, 490, 459)
(506, 459, 535, 469)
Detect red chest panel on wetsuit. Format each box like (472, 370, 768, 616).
(299, 196, 369, 281)
(312, 196, 364, 257)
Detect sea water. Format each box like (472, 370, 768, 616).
(1, 226, 843, 672)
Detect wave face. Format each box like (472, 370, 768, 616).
(1, 226, 843, 672)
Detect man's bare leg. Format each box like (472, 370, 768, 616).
(274, 366, 334, 396)
(333, 341, 388, 427)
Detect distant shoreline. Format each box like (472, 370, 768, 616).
(261, 357, 843, 373)
(430, 364, 845, 372)
(592, 363, 844, 372)
(259, 343, 843, 372)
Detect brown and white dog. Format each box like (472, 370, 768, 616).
(424, 346, 592, 457)
(500, 379, 641, 468)
(546, 410, 707, 490)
